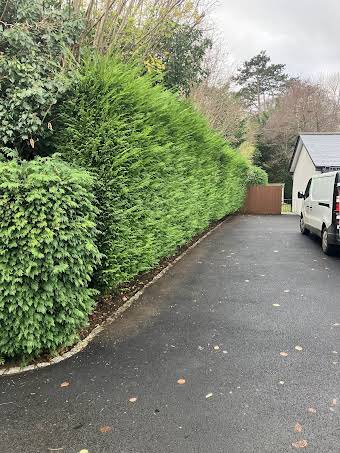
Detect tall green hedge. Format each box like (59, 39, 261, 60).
(0, 158, 101, 358)
(53, 55, 265, 289)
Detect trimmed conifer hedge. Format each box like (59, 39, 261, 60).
(53, 55, 266, 289)
(0, 158, 101, 358)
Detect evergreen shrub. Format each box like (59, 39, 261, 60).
(53, 55, 266, 289)
(0, 157, 101, 358)
(246, 166, 268, 186)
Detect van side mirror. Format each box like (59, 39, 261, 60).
(298, 191, 305, 199)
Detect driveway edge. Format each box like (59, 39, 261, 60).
(0, 217, 228, 376)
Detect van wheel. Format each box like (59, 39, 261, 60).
(300, 216, 309, 235)
(322, 227, 334, 255)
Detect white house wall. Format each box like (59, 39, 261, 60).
(292, 145, 320, 214)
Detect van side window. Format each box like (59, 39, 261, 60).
(305, 179, 312, 198)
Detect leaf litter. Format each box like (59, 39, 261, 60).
(294, 422, 302, 433)
(308, 407, 317, 414)
(292, 440, 308, 449)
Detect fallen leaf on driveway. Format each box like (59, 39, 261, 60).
(280, 352, 288, 357)
(206, 393, 213, 399)
(99, 426, 112, 433)
(308, 407, 317, 414)
(294, 422, 303, 433)
(60, 382, 70, 388)
(177, 378, 186, 385)
(129, 397, 137, 403)
(295, 346, 303, 351)
(292, 440, 308, 449)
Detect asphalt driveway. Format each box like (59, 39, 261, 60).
(0, 215, 339, 453)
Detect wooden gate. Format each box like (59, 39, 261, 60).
(243, 185, 282, 215)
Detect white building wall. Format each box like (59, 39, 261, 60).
(292, 146, 320, 214)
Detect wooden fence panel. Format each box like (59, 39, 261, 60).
(243, 185, 282, 215)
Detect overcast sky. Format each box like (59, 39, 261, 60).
(212, 0, 340, 77)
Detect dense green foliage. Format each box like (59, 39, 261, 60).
(0, 0, 83, 160)
(246, 165, 268, 186)
(0, 158, 101, 358)
(158, 23, 212, 95)
(52, 55, 265, 289)
(254, 134, 292, 197)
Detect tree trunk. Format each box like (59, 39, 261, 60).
(257, 78, 261, 113)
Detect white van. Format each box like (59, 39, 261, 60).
(298, 171, 340, 254)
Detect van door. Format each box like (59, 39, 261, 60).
(309, 174, 335, 234)
(302, 178, 312, 227)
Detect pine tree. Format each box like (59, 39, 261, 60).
(233, 51, 288, 113)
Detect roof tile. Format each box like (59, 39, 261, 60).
(300, 133, 340, 167)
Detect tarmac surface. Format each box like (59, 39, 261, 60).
(0, 215, 339, 453)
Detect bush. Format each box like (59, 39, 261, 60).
(246, 166, 268, 186)
(52, 55, 265, 289)
(0, 157, 101, 359)
(0, 0, 83, 160)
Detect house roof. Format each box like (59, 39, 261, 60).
(290, 133, 340, 173)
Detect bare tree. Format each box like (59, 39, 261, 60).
(256, 76, 340, 186)
(263, 78, 340, 147)
(191, 81, 255, 146)
(71, 0, 215, 57)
